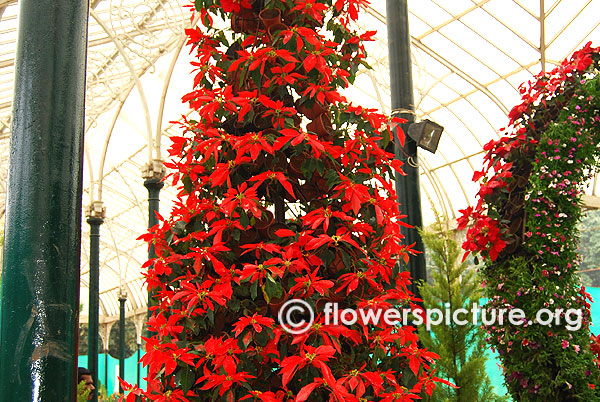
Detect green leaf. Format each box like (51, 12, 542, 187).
(264, 276, 283, 299)
(302, 157, 317, 178)
(255, 329, 269, 347)
(183, 175, 193, 194)
(173, 220, 187, 235)
(229, 297, 241, 312)
(180, 365, 195, 394)
(381, 129, 390, 150)
(240, 212, 250, 228)
(391, 262, 399, 279)
(205, 308, 215, 326)
(374, 347, 386, 361)
(250, 280, 258, 300)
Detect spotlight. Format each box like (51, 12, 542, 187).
(407, 119, 444, 153)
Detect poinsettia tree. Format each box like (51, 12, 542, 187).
(124, 1, 449, 401)
(458, 43, 600, 400)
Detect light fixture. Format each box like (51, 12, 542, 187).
(407, 119, 444, 154)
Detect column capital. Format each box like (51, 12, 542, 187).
(142, 159, 166, 181)
(119, 287, 128, 302)
(86, 200, 106, 220)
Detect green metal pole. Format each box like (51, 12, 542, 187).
(137, 344, 141, 385)
(0, 0, 89, 400)
(87, 216, 104, 402)
(104, 348, 108, 394)
(386, 0, 426, 295)
(144, 178, 164, 260)
(118, 294, 127, 394)
(144, 178, 163, 326)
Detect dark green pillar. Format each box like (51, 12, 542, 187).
(137, 343, 141, 385)
(0, 0, 89, 400)
(144, 177, 164, 260)
(118, 292, 127, 394)
(104, 348, 108, 393)
(143, 166, 164, 329)
(87, 209, 104, 402)
(386, 0, 426, 295)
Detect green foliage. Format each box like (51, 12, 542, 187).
(418, 220, 508, 402)
(77, 380, 90, 402)
(459, 46, 600, 400)
(97, 381, 113, 401)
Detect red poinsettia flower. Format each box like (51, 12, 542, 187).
(221, 0, 252, 13)
(233, 313, 275, 337)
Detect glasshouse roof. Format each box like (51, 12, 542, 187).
(0, 0, 599, 324)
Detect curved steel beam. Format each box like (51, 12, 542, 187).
(84, 147, 96, 203)
(97, 93, 130, 202)
(154, 35, 187, 161)
(90, 8, 154, 164)
(366, 5, 510, 115)
(411, 38, 510, 115)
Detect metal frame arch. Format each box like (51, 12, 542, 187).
(418, 157, 453, 220)
(418, 155, 457, 219)
(420, 94, 491, 163)
(116, 168, 148, 226)
(96, 91, 134, 203)
(427, 0, 538, 73)
(84, 147, 97, 204)
(412, 39, 511, 115)
(154, 38, 185, 161)
(365, 4, 512, 116)
(153, 14, 199, 160)
(90, 8, 155, 165)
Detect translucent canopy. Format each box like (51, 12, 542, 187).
(0, 0, 599, 324)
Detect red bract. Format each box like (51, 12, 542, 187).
(221, 0, 252, 13)
(135, 0, 442, 401)
(233, 313, 275, 336)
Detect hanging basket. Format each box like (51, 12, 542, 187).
(259, 8, 282, 30)
(267, 22, 288, 40)
(306, 113, 333, 138)
(296, 99, 327, 120)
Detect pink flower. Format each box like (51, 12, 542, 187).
(562, 340, 570, 349)
(573, 344, 581, 353)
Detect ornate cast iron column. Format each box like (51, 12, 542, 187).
(86, 201, 105, 402)
(142, 160, 166, 321)
(118, 289, 127, 394)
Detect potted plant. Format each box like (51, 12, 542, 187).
(124, 1, 449, 401)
